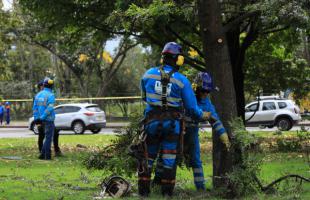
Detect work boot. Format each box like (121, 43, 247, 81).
(55, 150, 64, 157)
(38, 154, 52, 160)
(152, 176, 162, 187)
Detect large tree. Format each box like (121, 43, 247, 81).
(14, 1, 139, 97)
(16, 0, 310, 192)
(17, 0, 310, 119)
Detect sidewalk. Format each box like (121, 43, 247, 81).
(0, 120, 309, 128)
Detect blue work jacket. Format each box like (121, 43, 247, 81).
(198, 97, 226, 136)
(33, 88, 55, 121)
(141, 65, 203, 119)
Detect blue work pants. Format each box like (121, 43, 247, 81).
(40, 121, 55, 159)
(185, 126, 206, 190)
(138, 119, 180, 196)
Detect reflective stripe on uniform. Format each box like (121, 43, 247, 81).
(212, 120, 221, 127)
(143, 74, 184, 88)
(170, 78, 184, 88)
(193, 168, 203, 173)
(163, 165, 173, 169)
(37, 102, 45, 106)
(146, 93, 181, 103)
(214, 124, 224, 132)
(143, 74, 161, 80)
(161, 179, 176, 184)
(162, 154, 176, 159)
(194, 176, 205, 182)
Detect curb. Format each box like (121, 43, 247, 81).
(1, 124, 309, 129)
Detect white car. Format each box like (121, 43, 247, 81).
(29, 103, 106, 134)
(245, 96, 301, 131)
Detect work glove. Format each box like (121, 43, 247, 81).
(219, 133, 231, 150)
(201, 111, 211, 121)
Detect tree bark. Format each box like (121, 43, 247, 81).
(197, 0, 238, 190)
(226, 28, 246, 122)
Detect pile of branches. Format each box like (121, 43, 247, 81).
(83, 114, 143, 177)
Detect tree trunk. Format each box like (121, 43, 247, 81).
(226, 28, 246, 122)
(197, 0, 238, 190)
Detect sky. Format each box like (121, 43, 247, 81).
(2, 0, 12, 11)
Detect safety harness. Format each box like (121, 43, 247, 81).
(159, 66, 175, 111)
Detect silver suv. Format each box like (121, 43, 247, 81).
(29, 103, 106, 134)
(245, 96, 301, 131)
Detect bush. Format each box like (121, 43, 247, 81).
(276, 138, 302, 152)
(227, 118, 263, 197)
(276, 129, 309, 152)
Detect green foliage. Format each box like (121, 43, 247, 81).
(244, 29, 310, 96)
(276, 129, 309, 152)
(83, 114, 143, 177)
(276, 138, 302, 152)
(227, 118, 263, 197)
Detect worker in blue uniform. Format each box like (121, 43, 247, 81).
(5, 102, 10, 125)
(0, 102, 4, 125)
(33, 77, 56, 160)
(139, 42, 211, 197)
(153, 72, 230, 191)
(187, 72, 230, 190)
(36, 80, 62, 157)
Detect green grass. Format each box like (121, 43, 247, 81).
(0, 134, 309, 199)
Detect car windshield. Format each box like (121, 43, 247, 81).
(86, 105, 102, 112)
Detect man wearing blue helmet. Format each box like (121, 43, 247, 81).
(153, 72, 230, 190)
(186, 72, 230, 190)
(33, 77, 56, 160)
(139, 42, 211, 197)
(35, 80, 62, 157)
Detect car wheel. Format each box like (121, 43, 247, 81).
(90, 128, 101, 134)
(258, 125, 266, 129)
(277, 118, 292, 131)
(31, 123, 39, 135)
(72, 121, 85, 134)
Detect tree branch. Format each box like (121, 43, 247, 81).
(184, 56, 205, 71)
(260, 26, 290, 35)
(166, 25, 204, 57)
(223, 11, 260, 33)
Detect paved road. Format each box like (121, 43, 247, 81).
(0, 125, 308, 138)
(0, 128, 117, 138)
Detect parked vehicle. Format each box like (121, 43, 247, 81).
(245, 96, 301, 131)
(29, 103, 106, 134)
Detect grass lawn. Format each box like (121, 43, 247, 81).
(0, 134, 309, 200)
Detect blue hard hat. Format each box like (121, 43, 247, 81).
(43, 77, 54, 86)
(194, 72, 216, 92)
(5, 102, 9, 105)
(37, 80, 44, 87)
(161, 42, 182, 55)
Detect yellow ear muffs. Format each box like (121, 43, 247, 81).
(176, 55, 184, 66)
(160, 58, 163, 64)
(48, 79, 54, 85)
(192, 83, 197, 91)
